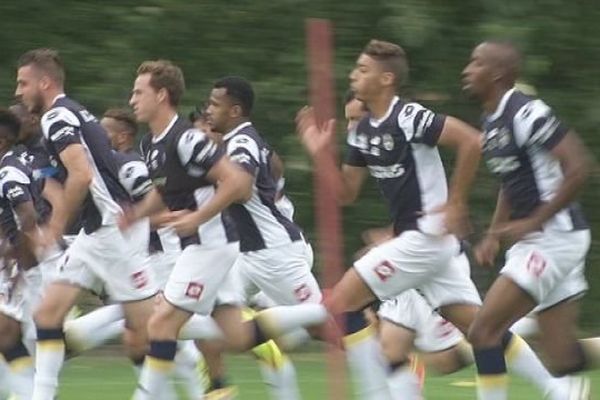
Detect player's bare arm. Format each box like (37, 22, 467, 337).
(296, 106, 368, 205)
(119, 187, 166, 230)
(168, 157, 252, 237)
(41, 178, 65, 234)
(474, 188, 510, 267)
(56, 143, 92, 236)
(436, 116, 482, 237)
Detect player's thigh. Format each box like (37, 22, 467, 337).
(353, 231, 458, 301)
(212, 305, 254, 351)
(467, 275, 536, 347)
(379, 318, 417, 363)
(244, 242, 322, 305)
(0, 312, 22, 350)
(144, 297, 192, 340)
(34, 282, 82, 326)
(86, 226, 159, 303)
(164, 243, 239, 316)
(536, 298, 580, 360)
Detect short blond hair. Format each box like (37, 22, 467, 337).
(137, 60, 185, 106)
(363, 40, 409, 89)
(18, 48, 65, 86)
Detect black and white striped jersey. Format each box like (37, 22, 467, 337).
(223, 122, 302, 252)
(139, 115, 238, 248)
(40, 95, 130, 234)
(345, 96, 448, 235)
(112, 149, 153, 203)
(481, 88, 587, 231)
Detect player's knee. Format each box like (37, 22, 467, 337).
(379, 334, 406, 363)
(33, 302, 64, 328)
(467, 321, 502, 348)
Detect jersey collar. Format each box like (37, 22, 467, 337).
(151, 114, 179, 143)
(51, 93, 66, 106)
(223, 121, 252, 141)
(487, 87, 516, 121)
(369, 96, 400, 128)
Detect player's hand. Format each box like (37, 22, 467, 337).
(424, 201, 471, 238)
(474, 235, 500, 268)
(489, 217, 541, 244)
(295, 106, 336, 158)
(167, 209, 202, 237)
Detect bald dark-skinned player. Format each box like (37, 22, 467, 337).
(463, 40, 600, 400)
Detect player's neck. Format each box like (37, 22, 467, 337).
(43, 88, 65, 112)
(224, 118, 250, 134)
(366, 92, 396, 120)
(483, 86, 511, 114)
(149, 108, 177, 137)
(118, 144, 133, 153)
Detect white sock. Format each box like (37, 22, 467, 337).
(278, 328, 312, 350)
(509, 316, 539, 339)
(387, 364, 421, 400)
(65, 316, 125, 354)
(258, 357, 301, 400)
(132, 360, 177, 400)
(505, 333, 558, 397)
(0, 359, 9, 400)
(7, 357, 34, 400)
(257, 304, 328, 336)
(174, 341, 205, 399)
(345, 327, 392, 400)
(32, 331, 66, 400)
(178, 315, 223, 340)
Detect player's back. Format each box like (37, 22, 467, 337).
(40, 95, 129, 233)
(224, 122, 303, 252)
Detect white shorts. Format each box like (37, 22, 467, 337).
(232, 241, 322, 306)
(379, 289, 464, 353)
(148, 250, 179, 290)
(0, 267, 43, 341)
(501, 229, 590, 312)
(163, 242, 241, 315)
(354, 231, 481, 309)
(53, 225, 158, 302)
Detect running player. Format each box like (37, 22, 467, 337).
(259, 39, 573, 400)
(464, 40, 600, 399)
(15, 48, 159, 400)
(125, 60, 273, 400)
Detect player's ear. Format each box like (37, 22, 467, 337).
(230, 104, 243, 119)
(380, 71, 395, 88)
(157, 87, 168, 104)
(39, 75, 51, 91)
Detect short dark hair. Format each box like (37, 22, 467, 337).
(103, 108, 138, 136)
(18, 48, 65, 86)
(213, 76, 254, 117)
(0, 109, 21, 140)
(363, 40, 409, 89)
(137, 60, 185, 106)
(189, 103, 208, 124)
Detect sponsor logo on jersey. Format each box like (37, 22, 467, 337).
(6, 186, 25, 200)
(50, 126, 76, 142)
(185, 282, 204, 300)
(483, 127, 511, 151)
(368, 163, 405, 179)
(485, 156, 521, 174)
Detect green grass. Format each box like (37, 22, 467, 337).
(57, 353, 600, 399)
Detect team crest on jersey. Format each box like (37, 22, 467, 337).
(130, 270, 149, 289)
(373, 260, 396, 282)
(382, 133, 394, 151)
(185, 282, 204, 300)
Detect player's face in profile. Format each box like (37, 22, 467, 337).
(9, 104, 40, 143)
(349, 54, 386, 102)
(130, 74, 160, 123)
(100, 117, 120, 149)
(462, 44, 494, 99)
(344, 98, 367, 133)
(206, 88, 231, 134)
(15, 65, 45, 115)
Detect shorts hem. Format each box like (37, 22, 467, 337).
(537, 290, 587, 313)
(378, 316, 417, 333)
(117, 291, 160, 304)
